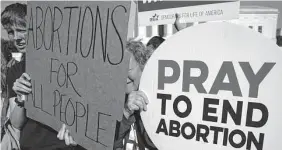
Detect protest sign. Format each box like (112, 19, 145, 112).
(138, 1, 240, 26)
(26, 1, 131, 149)
(139, 22, 282, 150)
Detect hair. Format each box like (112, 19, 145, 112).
(1, 38, 16, 57)
(1, 3, 27, 27)
(1, 39, 10, 94)
(126, 39, 155, 70)
(1, 52, 7, 94)
(146, 36, 165, 50)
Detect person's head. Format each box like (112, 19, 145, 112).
(146, 36, 165, 50)
(126, 39, 155, 93)
(1, 3, 27, 53)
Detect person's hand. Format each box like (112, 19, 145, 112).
(12, 73, 31, 102)
(174, 13, 186, 31)
(57, 124, 77, 146)
(175, 13, 180, 23)
(124, 90, 149, 119)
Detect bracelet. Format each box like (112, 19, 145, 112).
(15, 97, 25, 107)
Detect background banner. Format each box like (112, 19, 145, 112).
(138, 1, 240, 26)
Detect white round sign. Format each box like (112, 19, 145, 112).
(139, 22, 282, 150)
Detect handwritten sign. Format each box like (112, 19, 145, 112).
(138, 1, 240, 26)
(26, 1, 131, 150)
(140, 22, 282, 150)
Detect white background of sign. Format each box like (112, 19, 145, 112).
(140, 22, 282, 150)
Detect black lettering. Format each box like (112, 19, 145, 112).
(182, 60, 208, 93)
(202, 98, 219, 122)
(169, 120, 180, 137)
(50, 58, 59, 83)
(64, 6, 79, 55)
(222, 100, 243, 125)
(52, 6, 63, 53)
(246, 102, 268, 128)
(173, 95, 192, 118)
(246, 132, 264, 150)
(75, 7, 82, 53)
(43, 6, 53, 50)
(229, 129, 246, 148)
(66, 62, 81, 97)
(210, 126, 223, 144)
(27, 7, 35, 49)
(57, 63, 67, 87)
(196, 124, 209, 143)
(156, 118, 168, 135)
(75, 102, 86, 133)
(53, 90, 61, 117)
(36, 6, 43, 50)
(80, 6, 94, 58)
(40, 84, 52, 115)
(181, 122, 196, 140)
(96, 112, 111, 147)
(157, 93, 171, 115)
(65, 98, 75, 126)
(108, 5, 127, 65)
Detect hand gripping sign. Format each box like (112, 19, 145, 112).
(139, 22, 282, 150)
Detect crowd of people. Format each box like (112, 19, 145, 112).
(0, 3, 187, 150)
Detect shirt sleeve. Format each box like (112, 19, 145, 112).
(1, 120, 21, 150)
(114, 115, 136, 149)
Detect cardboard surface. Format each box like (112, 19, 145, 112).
(26, 1, 131, 149)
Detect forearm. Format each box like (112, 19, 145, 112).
(114, 114, 135, 149)
(9, 97, 28, 130)
(174, 22, 187, 31)
(174, 14, 187, 31)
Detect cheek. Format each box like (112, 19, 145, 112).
(13, 39, 17, 46)
(133, 71, 142, 87)
(18, 32, 26, 39)
(23, 32, 27, 38)
(126, 83, 135, 93)
(8, 34, 14, 40)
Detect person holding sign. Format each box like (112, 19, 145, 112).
(115, 16, 186, 150)
(1, 3, 80, 150)
(116, 15, 186, 150)
(56, 39, 156, 150)
(1, 3, 27, 150)
(113, 16, 184, 150)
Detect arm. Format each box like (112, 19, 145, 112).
(114, 90, 148, 149)
(174, 13, 187, 31)
(9, 73, 31, 130)
(114, 113, 136, 149)
(9, 96, 28, 130)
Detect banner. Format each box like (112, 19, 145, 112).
(26, 1, 131, 150)
(138, 1, 240, 26)
(140, 22, 282, 150)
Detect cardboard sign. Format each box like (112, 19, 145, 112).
(138, 1, 240, 26)
(139, 22, 282, 150)
(26, 1, 131, 150)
